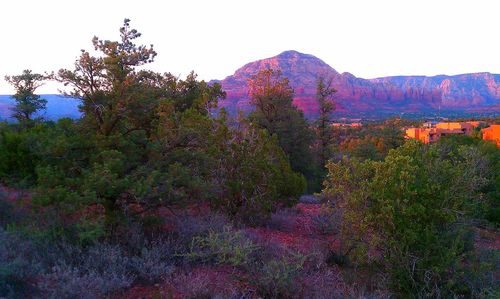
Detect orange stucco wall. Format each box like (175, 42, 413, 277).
(405, 122, 474, 144)
(435, 122, 473, 135)
(482, 125, 500, 148)
(405, 128, 433, 144)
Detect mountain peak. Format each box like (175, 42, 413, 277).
(274, 50, 333, 68)
(231, 50, 338, 80)
(276, 50, 310, 58)
(216, 52, 500, 119)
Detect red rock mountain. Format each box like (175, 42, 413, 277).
(213, 50, 500, 119)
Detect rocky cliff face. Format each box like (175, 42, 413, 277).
(214, 50, 500, 119)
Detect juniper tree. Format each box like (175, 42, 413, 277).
(315, 76, 336, 167)
(248, 68, 314, 190)
(57, 18, 158, 137)
(5, 70, 47, 125)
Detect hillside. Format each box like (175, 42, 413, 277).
(213, 50, 500, 119)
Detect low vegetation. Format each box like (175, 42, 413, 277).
(324, 138, 499, 298)
(0, 19, 498, 298)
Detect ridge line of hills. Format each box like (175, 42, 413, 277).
(2, 50, 499, 120)
(213, 50, 500, 119)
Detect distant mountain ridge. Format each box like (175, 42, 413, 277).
(2, 51, 499, 121)
(0, 95, 81, 121)
(213, 50, 500, 118)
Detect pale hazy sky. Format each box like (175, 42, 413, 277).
(1, 0, 499, 94)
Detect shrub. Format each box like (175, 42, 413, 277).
(39, 244, 135, 298)
(40, 264, 119, 299)
(76, 218, 105, 246)
(251, 252, 307, 299)
(184, 226, 259, 267)
(0, 229, 42, 298)
(300, 269, 345, 299)
(131, 239, 176, 283)
(174, 212, 230, 243)
(312, 206, 342, 235)
(169, 271, 247, 299)
(244, 231, 288, 262)
(323, 140, 500, 297)
(0, 127, 40, 185)
(210, 125, 305, 222)
(0, 188, 31, 230)
(79, 244, 135, 285)
(266, 208, 298, 232)
(454, 248, 499, 298)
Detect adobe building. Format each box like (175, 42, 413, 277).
(481, 125, 500, 148)
(405, 122, 475, 144)
(405, 128, 433, 144)
(465, 121, 487, 128)
(435, 122, 474, 135)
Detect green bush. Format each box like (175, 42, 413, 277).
(211, 125, 305, 222)
(0, 127, 39, 185)
(184, 226, 259, 267)
(453, 248, 499, 298)
(173, 212, 230, 245)
(323, 140, 500, 297)
(251, 253, 307, 299)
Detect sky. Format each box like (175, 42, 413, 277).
(0, 0, 499, 94)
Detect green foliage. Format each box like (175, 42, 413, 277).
(210, 121, 305, 220)
(0, 21, 305, 238)
(5, 69, 47, 124)
(335, 118, 406, 161)
(0, 128, 38, 185)
(57, 19, 157, 137)
(323, 139, 500, 297)
(1, 20, 298, 233)
(32, 186, 83, 212)
(455, 248, 500, 298)
(184, 226, 259, 267)
(0, 118, 92, 187)
(76, 219, 105, 247)
(311, 76, 337, 191)
(2, 18, 499, 297)
(435, 134, 500, 225)
(167, 71, 226, 114)
(251, 252, 307, 299)
(248, 68, 315, 191)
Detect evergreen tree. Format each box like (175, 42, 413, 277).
(57, 18, 158, 137)
(33, 20, 297, 233)
(5, 70, 47, 125)
(248, 68, 314, 190)
(314, 76, 336, 166)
